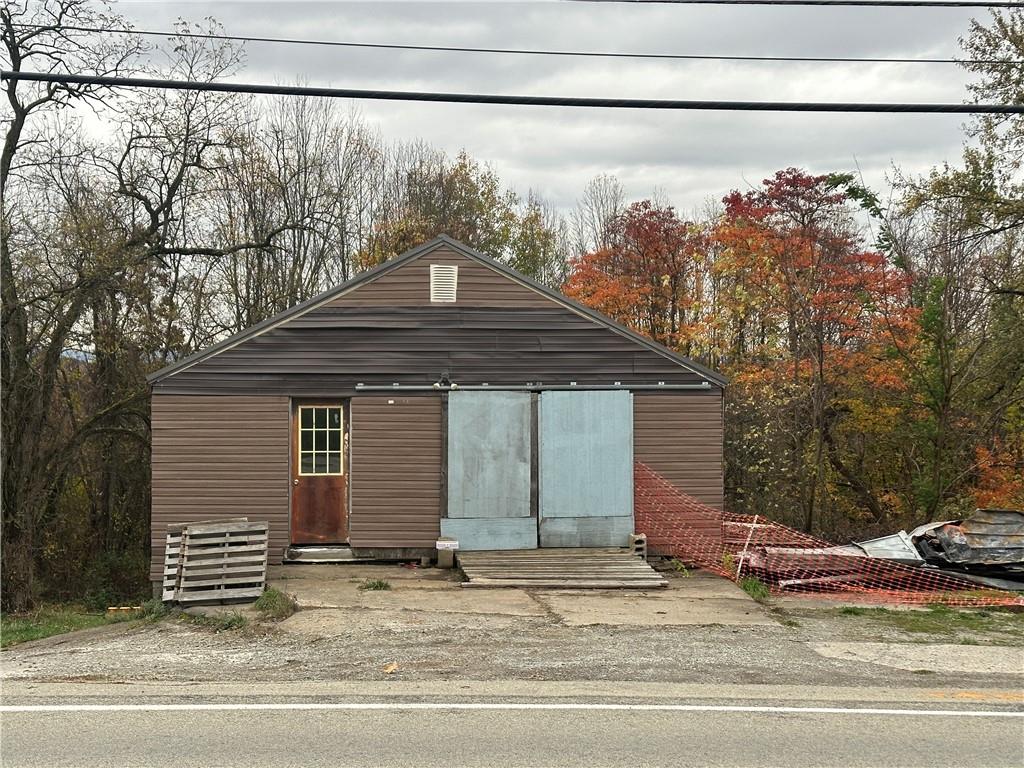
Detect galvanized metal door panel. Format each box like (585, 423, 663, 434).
(538, 515, 634, 547)
(539, 390, 633, 521)
(447, 391, 532, 519)
(439, 517, 537, 550)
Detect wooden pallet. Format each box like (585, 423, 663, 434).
(457, 548, 666, 589)
(161, 518, 250, 602)
(176, 521, 269, 603)
(162, 524, 185, 602)
(163, 520, 268, 604)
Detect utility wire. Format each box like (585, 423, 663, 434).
(569, 0, 1023, 6)
(14, 24, 1024, 66)
(4, 71, 1022, 114)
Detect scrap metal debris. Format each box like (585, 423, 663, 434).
(911, 509, 1024, 585)
(635, 461, 1024, 605)
(751, 509, 1024, 589)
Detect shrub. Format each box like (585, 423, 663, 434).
(359, 579, 391, 591)
(739, 576, 771, 602)
(669, 559, 690, 577)
(254, 588, 297, 620)
(80, 550, 150, 610)
(137, 599, 169, 620)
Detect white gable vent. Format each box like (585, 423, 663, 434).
(430, 264, 458, 303)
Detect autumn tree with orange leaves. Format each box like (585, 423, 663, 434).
(714, 170, 918, 535)
(564, 200, 711, 356)
(566, 170, 923, 537)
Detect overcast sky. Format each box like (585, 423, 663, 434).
(118, 0, 988, 213)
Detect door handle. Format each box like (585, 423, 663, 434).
(293, 478, 299, 486)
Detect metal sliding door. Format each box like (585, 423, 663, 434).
(440, 391, 536, 550)
(538, 390, 634, 547)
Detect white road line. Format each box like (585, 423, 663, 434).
(1, 702, 1022, 717)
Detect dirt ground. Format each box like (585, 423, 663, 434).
(2, 563, 1022, 688)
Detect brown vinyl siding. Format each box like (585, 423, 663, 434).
(348, 395, 442, 548)
(150, 394, 290, 579)
(326, 247, 552, 308)
(633, 391, 724, 510)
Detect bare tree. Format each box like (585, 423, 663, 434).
(570, 173, 625, 256)
(2, 0, 145, 611)
(0, 13, 298, 610)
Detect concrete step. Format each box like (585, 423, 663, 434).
(284, 546, 370, 564)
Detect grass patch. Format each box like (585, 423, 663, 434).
(359, 579, 392, 591)
(0, 604, 143, 649)
(839, 606, 868, 616)
(183, 611, 249, 631)
(835, 604, 1024, 638)
(254, 588, 297, 620)
(739, 576, 771, 602)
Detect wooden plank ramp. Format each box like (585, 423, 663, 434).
(457, 548, 666, 589)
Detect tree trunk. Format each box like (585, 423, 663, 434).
(0, 524, 34, 612)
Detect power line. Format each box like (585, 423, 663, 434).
(4, 71, 1022, 114)
(13, 24, 1024, 66)
(569, 0, 1023, 6)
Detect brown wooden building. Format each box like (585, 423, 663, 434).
(148, 235, 726, 585)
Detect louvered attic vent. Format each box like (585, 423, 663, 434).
(430, 264, 458, 303)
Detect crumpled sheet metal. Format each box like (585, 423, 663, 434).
(913, 509, 1024, 567)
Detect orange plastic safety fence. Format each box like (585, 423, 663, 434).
(634, 462, 1024, 608)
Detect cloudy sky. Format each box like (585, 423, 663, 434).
(118, 0, 989, 212)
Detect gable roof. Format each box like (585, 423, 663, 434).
(148, 235, 727, 387)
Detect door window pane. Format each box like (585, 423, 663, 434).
(298, 406, 344, 476)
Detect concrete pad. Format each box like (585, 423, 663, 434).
(663, 571, 758, 600)
(811, 642, 1024, 675)
(534, 592, 777, 627)
(529, 569, 777, 628)
(276, 576, 545, 617)
(271, 561, 772, 628)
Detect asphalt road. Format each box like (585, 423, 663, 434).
(3, 687, 1023, 768)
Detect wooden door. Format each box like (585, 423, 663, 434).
(291, 402, 348, 544)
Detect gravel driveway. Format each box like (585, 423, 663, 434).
(2, 565, 1021, 688)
